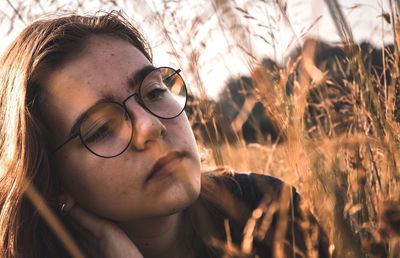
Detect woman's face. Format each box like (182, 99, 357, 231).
(40, 35, 201, 222)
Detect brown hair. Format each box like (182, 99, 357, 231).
(0, 11, 153, 258)
(0, 10, 244, 258)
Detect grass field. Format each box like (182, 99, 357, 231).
(188, 1, 400, 257)
(3, 0, 399, 257)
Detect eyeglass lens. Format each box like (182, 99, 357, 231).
(78, 67, 186, 158)
(140, 67, 186, 118)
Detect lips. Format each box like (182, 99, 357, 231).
(146, 150, 187, 181)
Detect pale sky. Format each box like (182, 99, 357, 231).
(0, 0, 394, 99)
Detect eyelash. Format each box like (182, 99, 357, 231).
(84, 124, 112, 144)
(145, 87, 167, 101)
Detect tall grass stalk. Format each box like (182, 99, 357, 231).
(3, 0, 398, 257)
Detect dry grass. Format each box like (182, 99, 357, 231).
(3, 0, 400, 257)
(189, 1, 400, 257)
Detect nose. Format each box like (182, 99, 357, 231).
(125, 99, 166, 150)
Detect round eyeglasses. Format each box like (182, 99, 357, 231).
(53, 66, 187, 158)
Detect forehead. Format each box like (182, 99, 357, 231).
(40, 35, 151, 136)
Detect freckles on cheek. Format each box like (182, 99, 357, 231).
(178, 118, 197, 148)
(99, 159, 142, 197)
(170, 115, 192, 134)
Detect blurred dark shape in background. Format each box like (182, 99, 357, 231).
(186, 38, 398, 146)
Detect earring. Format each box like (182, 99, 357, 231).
(59, 201, 67, 214)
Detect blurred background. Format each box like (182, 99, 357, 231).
(0, 0, 394, 98)
(1, 1, 399, 257)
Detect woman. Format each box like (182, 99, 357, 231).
(0, 11, 331, 258)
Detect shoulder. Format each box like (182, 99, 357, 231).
(200, 170, 332, 258)
(202, 170, 299, 210)
(232, 171, 296, 205)
(202, 169, 287, 191)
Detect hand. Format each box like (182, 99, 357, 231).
(61, 197, 144, 258)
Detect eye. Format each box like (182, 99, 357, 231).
(141, 78, 168, 101)
(83, 123, 113, 144)
(145, 87, 167, 102)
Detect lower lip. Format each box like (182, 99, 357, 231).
(149, 156, 184, 180)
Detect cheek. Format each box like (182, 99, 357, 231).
(167, 113, 196, 144)
(56, 155, 105, 198)
(171, 115, 202, 177)
(166, 115, 201, 165)
(55, 154, 140, 214)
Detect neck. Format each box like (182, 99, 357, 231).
(117, 211, 194, 258)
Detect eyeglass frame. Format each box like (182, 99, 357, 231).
(52, 66, 187, 158)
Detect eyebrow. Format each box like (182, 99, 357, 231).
(67, 65, 157, 137)
(127, 65, 157, 90)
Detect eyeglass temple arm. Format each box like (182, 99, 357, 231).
(164, 69, 181, 83)
(52, 133, 79, 153)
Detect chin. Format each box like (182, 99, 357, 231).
(161, 178, 201, 216)
(163, 195, 200, 217)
